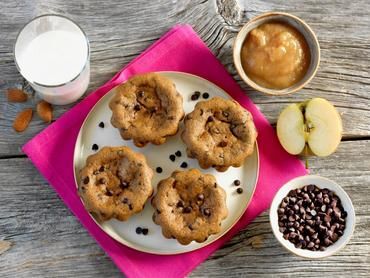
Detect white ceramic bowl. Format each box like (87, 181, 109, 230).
(270, 175, 355, 259)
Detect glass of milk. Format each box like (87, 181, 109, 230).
(14, 14, 90, 105)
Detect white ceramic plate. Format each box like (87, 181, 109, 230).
(73, 71, 259, 254)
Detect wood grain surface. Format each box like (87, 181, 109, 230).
(0, 0, 369, 277)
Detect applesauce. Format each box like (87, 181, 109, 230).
(241, 22, 310, 89)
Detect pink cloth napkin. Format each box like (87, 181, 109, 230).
(23, 24, 307, 277)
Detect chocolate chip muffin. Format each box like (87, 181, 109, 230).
(109, 73, 184, 147)
(181, 97, 257, 172)
(151, 169, 228, 245)
(78, 146, 153, 222)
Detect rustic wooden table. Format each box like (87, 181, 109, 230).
(1, 0, 369, 277)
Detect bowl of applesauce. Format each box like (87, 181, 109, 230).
(233, 12, 320, 95)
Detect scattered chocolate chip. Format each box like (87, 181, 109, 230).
(156, 167, 163, 173)
(98, 122, 105, 128)
(142, 228, 149, 235)
(105, 190, 113, 196)
(183, 206, 192, 213)
(138, 91, 145, 97)
(233, 179, 241, 186)
(92, 144, 99, 151)
(188, 224, 194, 230)
(136, 227, 142, 234)
(83, 177, 89, 184)
(169, 154, 176, 161)
(134, 104, 141, 111)
(129, 204, 133, 210)
(180, 162, 188, 168)
(236, 188, 243, 194)
(206, 116, 214, 123)
(99, 166, 105, 172)
(122, 198, 129, 204)
(99, 178, 106, 184)
(175, 150, 182, 157)
(202, 92, 209, 99)
(191, 92, 200, 101)
(176, 200, 184, 208)
(222, 111, 229, 117)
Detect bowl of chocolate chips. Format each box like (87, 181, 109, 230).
(270, 175, 355, 258)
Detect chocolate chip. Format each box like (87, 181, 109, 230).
(324, 215, 331, 223)
(218, 141, 227, 147)
(105, 190, 113, 196)
(169, 154, 176, 161)
(142, 228, 149, 235)
(206, 116, 214, 123)
(98, 122, 105, 128)
(180, 162, 188, 168)
(222, 111, 229, 117)
(236, 188, 243, 194)
(134, 104, 141, 111)
(156, 167, 163, 173)
(233, 179, 241, 186)
(321, 205, 327, 212)
(175, 150, 182, 157)
(203, 208, 211, 217)
(191, 92, 200, 101)
(310, 209, 317, 216)
(188, 224, 194, 230)
(136, 227, 142, 234)
(307, 184, 315, 192)
(183, 206, 192, 213)
(99, 166, 105, 172)
(150, 106, 158, 113)
(176, 200, 184, 208)
(92, 144, 99, 151)
(129, 204, 133, 210)
(202, 92, 209, 99)
(197, 194, 205, 201)
(138, 91, 145, 97)
(122, 198, 129, 204)
(120, 181, 129, 189)
(99, 178, 106, 184)
(83, 176, 89, 184)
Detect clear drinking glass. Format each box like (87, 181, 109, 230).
(14, 14, 90, 105)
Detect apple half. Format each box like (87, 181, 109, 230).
(277, 98, 342, 157)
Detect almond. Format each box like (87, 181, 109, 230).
(7, 88, 28, 102)
(37, 100, 53, 123)
(13, 108, 33, 132)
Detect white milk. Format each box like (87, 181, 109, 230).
(18, 30, 88, 86)
(16, 29, 90, 105)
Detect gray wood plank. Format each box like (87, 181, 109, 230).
(0, 141, 369, 277)
(0, 0, 370, 156)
